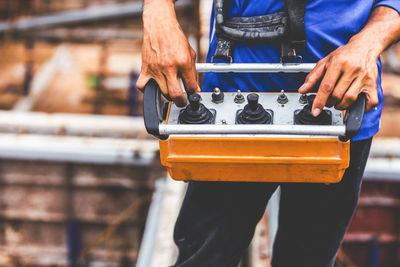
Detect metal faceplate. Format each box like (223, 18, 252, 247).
(166, 92, 343, 126)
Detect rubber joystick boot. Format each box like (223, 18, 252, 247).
(237, 94, 272, 124)
(294, 95, 332, 125)
(178, 94, 214, 124)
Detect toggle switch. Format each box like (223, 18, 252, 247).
(234, 90, 245, 104)
(277, 90, 288, 104)
(212, 87, 224, 104)
(299, 94, 308, 104)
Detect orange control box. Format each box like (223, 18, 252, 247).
(157, 92, 350, 183)
(159, 136, 349, 183)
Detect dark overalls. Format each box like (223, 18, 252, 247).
(173, 139, 372, 267)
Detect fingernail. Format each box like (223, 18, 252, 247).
(313, 108, 321, 117)
(298, 83, 308, 92)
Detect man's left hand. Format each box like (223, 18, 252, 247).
(298, 6, 400, 117)
(298, 40, 379, 116)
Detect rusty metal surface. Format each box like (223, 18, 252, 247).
(0, 156, 164, 266)
(0, 0, 192, 34)
(340, 180, 400, 267)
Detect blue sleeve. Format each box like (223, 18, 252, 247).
(373, 0, 400, 13)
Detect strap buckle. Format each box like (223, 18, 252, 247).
(280, 43, 303, 64)
(212, 39, 234, 63)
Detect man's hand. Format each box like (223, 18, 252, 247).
(298, 41, 379, 116)
(136, 0, 199, 107)
(299, 6, 400, 116)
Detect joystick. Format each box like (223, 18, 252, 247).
(294, 95, 332, 125)
(179, 94, 215, 124)
(236, 93, 272, 124)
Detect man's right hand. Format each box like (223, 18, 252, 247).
(136, 0, 199, 107)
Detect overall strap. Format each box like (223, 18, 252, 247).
(281, 0, 307, 62)
(284, 0, 307, 48)
(213, 0, 307, 63)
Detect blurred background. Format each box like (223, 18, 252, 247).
(0, 0, 398, 266)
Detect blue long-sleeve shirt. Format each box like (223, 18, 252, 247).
(203, 0, 400, 141)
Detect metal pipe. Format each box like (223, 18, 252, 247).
(159, 124, 345, 136)
(0, 111, 146, 138)
(0, 0, 191, 34)
(195, 63, 316, 73)
(0, 133, 157, 166)
(35, 28, 143, 42)
(369, 138, 400, 158)
(363, 158, 400, 182)
(136, 178, 167, 267)
(266, 187, 280, 255)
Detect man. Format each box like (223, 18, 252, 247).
(137, 0, 400, 266)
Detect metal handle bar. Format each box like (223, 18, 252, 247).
(143, 63, 366, 140)
(159, 124, 345, 136)
(195, 63, 316, 73)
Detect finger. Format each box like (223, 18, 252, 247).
(136, 69, 170, 101)
(312, 65, 342, 116)
(154, 73, 169, 95)
(365, 87, 379, 112)
(298, 60, 326, 94)
(335, 78, 362, 110)
(326, 73, 355, 107)
(136, 72, 151, 92)
(165, 71, 187, 107)
(180, 63, 200, 95)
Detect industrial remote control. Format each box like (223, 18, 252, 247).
(143, 63, 366, 183)
(169, 90, 336, 127)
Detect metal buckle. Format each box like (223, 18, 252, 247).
(280, 45, 303, 64)
(211, 55, 233, 63)
(212, 39, 234, 63)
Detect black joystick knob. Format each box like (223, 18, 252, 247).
(189, 94, 201, 110)
(248, 93, 259, 110)
(294, 95, 332, 125)
(236, 93, 272, 124)
(178, 94, 214, 124)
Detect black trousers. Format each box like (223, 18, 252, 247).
(172, 138, 372, 267)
